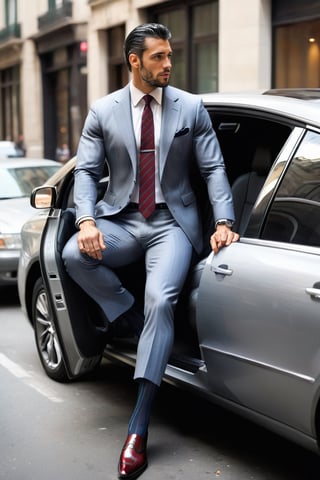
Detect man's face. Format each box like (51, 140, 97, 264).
(130, 37, 172, 92)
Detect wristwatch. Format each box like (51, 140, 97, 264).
(215, 219, 234, 229)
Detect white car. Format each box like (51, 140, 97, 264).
(0, 140, 24, 158)
(0, 158, 60, 286)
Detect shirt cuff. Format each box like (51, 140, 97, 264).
(76, 215, 96, 229)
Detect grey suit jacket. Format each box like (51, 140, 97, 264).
(74, 84, 235, 255)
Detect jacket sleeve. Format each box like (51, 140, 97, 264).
(193, 100, 235, 222)
(74, 103, 106, 222)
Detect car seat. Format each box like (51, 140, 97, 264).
(231, 145, 272, 235)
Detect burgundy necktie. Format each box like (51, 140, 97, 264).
(139, 94, 155, 218)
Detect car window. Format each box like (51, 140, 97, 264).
(262, 130, 320, 247)
(206, 109, 293, 235)
(0, 166, 59, 199)
(209, 111, 292, 185)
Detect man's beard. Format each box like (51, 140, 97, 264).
(140, 65, 170, 88)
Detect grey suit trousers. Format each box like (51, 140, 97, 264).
(62, 207, 193, 386)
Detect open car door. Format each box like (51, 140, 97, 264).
(37, 207, 108, 381)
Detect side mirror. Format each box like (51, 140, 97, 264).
(30, 186, 57, 209)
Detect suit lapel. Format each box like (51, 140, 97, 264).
(112, 85, 181, 180)
(159, 88, 181, 179)
(112, 86, 138, 174)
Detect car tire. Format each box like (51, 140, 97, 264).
(32, 277, 70, 383)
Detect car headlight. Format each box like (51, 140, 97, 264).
(0, 233, 22, 249)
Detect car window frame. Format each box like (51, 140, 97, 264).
(245, 126, 306, 238)
(258, 126, 320, 249)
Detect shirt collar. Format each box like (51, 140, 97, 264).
(130, 81, 163, 107)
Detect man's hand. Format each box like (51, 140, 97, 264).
(78, 220, 106, 260)
(210, 225, 240, 254)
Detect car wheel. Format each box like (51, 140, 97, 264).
(32, 277, 69, 382)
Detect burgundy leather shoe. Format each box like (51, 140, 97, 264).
(118, 433, 148, 479)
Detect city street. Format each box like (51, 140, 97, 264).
(1, 286, 320, 480)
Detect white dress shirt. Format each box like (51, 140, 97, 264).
(130, 82, 165, 204)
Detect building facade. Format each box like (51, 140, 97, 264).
(0, 0, 319, 159)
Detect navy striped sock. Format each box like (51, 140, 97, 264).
(128, 379, 158, 438)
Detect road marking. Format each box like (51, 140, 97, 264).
(0, 353, 30, 378)
(0, 353, 63, 403)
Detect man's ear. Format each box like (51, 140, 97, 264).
(129, 53, 140, 70)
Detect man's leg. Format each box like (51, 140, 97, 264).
(128, 219, 193, 433)
(135, 214, 193, 386)
(62, 217, 144, 322)
(119, 214, 193, 478)
(130, 216, 193, 425)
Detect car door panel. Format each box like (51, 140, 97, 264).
(40, 208, 107, 379)
(196, 240, 320, 435)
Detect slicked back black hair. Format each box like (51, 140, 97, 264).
(124, 23, 171, 71)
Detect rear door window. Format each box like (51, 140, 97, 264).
(262, 130, 320, 247)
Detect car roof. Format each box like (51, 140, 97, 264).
(0, 157, 61, 168)
(201, 91, 320, 128)
(0, 140, 16, 146)
(263, 88, 320, 100)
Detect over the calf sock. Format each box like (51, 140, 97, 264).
(128, 379, 158, 438)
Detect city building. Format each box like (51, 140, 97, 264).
(0, 0, 319, 159)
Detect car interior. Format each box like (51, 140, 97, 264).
(48, 111, 294, 375)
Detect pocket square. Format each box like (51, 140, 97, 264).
(174, 127, 190, 137)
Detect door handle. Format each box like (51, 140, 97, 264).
(305, 287, 320, 299)
(306, 281, 320, 299)
(210, 263, 233, 276)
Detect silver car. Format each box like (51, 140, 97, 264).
(0, 158, 60, 286)
(18, 91, 320, 455)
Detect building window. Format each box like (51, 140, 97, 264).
(5, 0, 17, 25)
(108, 25, 128, 92)
(48, 0, 64, 9)
(0, 66, 21, 142)
(153, 0, 218, 93)
(274, 19, 320, 88)
(55, 67, 70, 159)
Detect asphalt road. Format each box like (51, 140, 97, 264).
(1, 286, 320, 480)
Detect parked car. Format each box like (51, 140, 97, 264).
(0, 158, 60, 286)
(18, 90, 320, 455)
(0, 140, 24, 158)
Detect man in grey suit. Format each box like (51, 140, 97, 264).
(63, 23, 239, 479)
